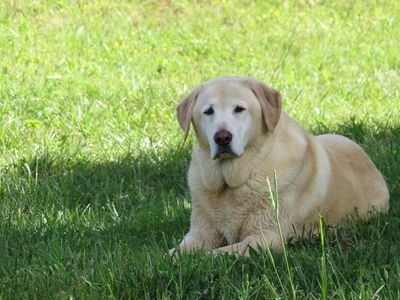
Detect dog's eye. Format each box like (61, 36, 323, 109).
(234, 106, 246, 113)
(203, 107, 214, 115)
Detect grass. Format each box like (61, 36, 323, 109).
(0, 0, 399, 298)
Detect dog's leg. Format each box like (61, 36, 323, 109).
(212, 230, 283, 256)
(169, 230, 221, 256)
(169, 209, 222, 257)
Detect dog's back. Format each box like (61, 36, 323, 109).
(316, 134, 389, 224)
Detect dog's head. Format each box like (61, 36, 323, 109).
(176, 77, 282, 160)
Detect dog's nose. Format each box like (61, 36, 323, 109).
(214, 130, 232, 147)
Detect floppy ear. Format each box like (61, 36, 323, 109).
(176, 88, 199, 141)
(248, 80, 282, 132)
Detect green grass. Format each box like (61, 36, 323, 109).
(1, 0, 400, 298)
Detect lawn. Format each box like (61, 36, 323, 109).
(0, 0, 399, 298)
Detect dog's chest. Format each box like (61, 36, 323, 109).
(205, 176, 270, 244)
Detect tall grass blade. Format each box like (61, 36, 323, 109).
(320, 216, 328, 300)
(267, 171, 296, 299)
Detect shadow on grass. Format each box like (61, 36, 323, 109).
(0, 144, 194, 251)
(1, 116, 399, 243)
(1, 116, 399, 249)
(0, 117, 399, 298)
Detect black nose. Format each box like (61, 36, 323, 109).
(214, 130, 232, 147)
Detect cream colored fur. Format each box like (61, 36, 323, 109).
(171, 76, 389, 256)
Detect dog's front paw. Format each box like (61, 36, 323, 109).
(167, 247, 181, 263)
(168, 248, 176, 256)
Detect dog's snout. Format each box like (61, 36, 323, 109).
(214, 130, 232, 147)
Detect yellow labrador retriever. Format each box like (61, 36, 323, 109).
(172, 76, 389, 256)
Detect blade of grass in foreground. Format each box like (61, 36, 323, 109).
(320, 216, 328, 300)
(267, 171, 296, 299)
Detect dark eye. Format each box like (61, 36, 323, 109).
(203, 107, 214, 115)
(234, 106, 246, 113)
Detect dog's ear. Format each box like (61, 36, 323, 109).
(176, 88, 200, 141)
(247, 80, 282, 132)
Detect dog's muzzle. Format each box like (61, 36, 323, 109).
(214, 146, 238, 160)
(213, 130, 239, 160)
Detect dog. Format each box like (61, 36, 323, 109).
(171, 76, 389, 256)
